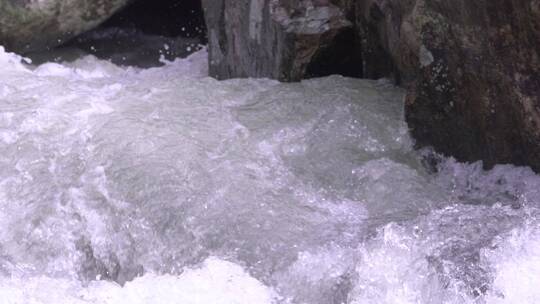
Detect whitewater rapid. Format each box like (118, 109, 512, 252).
(0, 45, 539, 304)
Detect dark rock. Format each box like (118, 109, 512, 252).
(0, 0, 130, 53)
(359, 0, 540, 170)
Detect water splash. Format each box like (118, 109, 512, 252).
(0, 46, 538, 303)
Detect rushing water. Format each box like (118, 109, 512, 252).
(0, 43, 539, 304)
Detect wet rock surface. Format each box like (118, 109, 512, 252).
(397, 0, 540, 171)
(204, 0, 540, 171)
(358, 0, 540, 171)
(0, 0, 129, 53)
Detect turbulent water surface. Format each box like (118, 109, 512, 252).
(0, 44, 539, 304)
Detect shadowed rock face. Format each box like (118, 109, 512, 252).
(204, 0, 540, 171)
(0, 0, 130, 52)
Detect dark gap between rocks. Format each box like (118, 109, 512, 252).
(27, 0, 207, 68)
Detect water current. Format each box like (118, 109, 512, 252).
(0, 40, 539, 304)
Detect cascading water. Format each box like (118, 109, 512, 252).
(0, 40, 539, 304)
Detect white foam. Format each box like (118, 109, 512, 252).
(0, 257, 278, 304)
(0, 43, 540, 304)
(0, 46, 31, 72)
(482, 221, 540, 303)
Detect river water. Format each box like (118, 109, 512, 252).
(0, 43, 539, 304)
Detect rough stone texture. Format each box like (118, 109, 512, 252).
(0, 0, 130, 53)
(201, 0, 362, 81)
(205, 0, 540, 171)
(358, 0, 540, 170)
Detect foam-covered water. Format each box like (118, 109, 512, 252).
(0, 45, 539, 303)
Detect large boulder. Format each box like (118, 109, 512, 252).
(204, 0, 540, 171)
(357, 0, 540, 170)
(201, 0, 363, 81)
(0, 0, 130, 53)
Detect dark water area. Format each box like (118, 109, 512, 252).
(25, 0, 206, 68)
(102, 0, 206, 39)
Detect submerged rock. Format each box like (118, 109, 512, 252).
(205, 0, 540, 171)
(0, 0, 129, 53)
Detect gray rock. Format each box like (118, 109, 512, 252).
(202, 0, 362, 81)
(0, 0, 130, 53)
